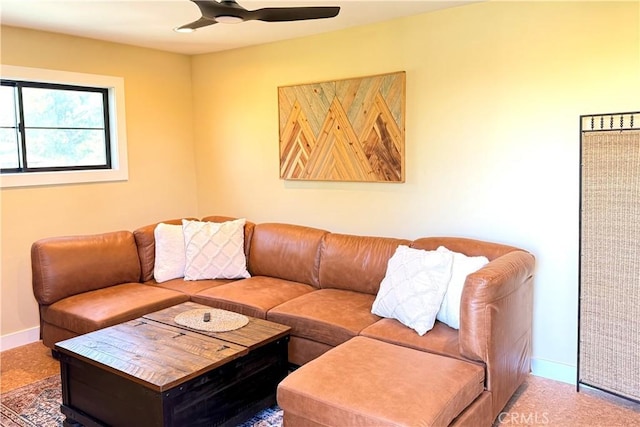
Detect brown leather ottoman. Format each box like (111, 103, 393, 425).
(277, 336, 485, 426)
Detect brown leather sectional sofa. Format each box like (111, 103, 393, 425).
(31, 215, 535, 426)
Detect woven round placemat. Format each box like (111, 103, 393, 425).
(174, 308, 249, 332)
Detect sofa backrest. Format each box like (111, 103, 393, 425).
(200, 215, 255, 260)
(31, 231, 141, 305)
(318, 233, 411, 295)
(410, 237, 521, 261)
(248, 223, 328, 287)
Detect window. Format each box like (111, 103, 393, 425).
(1, 81, 111, 172)
(0, 66, 128, 188)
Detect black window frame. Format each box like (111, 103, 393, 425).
(0, 79, 112, 174)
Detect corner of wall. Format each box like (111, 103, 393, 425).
(531, 357, 576, 385)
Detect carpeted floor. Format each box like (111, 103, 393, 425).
(1, 375, 62, 427)
(2, 341, 640, 426)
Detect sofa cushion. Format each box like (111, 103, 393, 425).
(133, 218, 193, 282)
(153, 223, 186, 283)
(32, 231, 142, 305)
(248, 223, 328, 287)
(192, 276, 315, 319)
(372, 245, 453, 335)
(134, 216, 248, 283)
(149, 278, 233, 296)
(277, 336, 485, 427)
(267, 289, 380, 347)
(200, 215, 255, 260)
(360, 318, 479, 364)
(182, 218, 251, 280)
(318, 233, 411, 294)
(435, 246, 489, 330)
(42, 283, 189, 335)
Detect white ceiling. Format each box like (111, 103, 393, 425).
(0, 0, 473, 55)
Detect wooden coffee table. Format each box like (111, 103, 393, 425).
(54, 301, 291, 427)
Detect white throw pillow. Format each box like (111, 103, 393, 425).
(182, 218, 251, 280)
(153, 223, 186, 283)
(435, 246, 489, 330)
(372, 245, 454, 336)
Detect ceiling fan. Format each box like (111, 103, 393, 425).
(175, 0, 341, 32)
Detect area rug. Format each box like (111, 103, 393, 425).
(0, 375, 283, 427)
(0, 376, 62, 427)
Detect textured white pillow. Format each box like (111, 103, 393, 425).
(153, 223, 186, 283)
(372, 245, 454, 336)
(435, 246, 489, 330)
(182, 218, 251, 280)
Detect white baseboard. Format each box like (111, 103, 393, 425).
(0, 327, 40, 352)
(531, 357, 576, 385)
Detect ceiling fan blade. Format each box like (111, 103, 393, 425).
(249, 6, 340, 22)
(177, 16, 218, 31)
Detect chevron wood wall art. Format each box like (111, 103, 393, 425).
(278, 71, 405, 182)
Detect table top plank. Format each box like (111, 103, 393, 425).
(92, 321, 242, 371)
(143, 301, 291, 349)
(56, 319, 246, 391)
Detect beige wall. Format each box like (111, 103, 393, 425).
(0, 27, 199, 338)
(191, 1, 639, 379)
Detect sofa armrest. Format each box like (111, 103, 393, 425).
(458, 250, 535, 418)
(31, 231, 142, 306)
